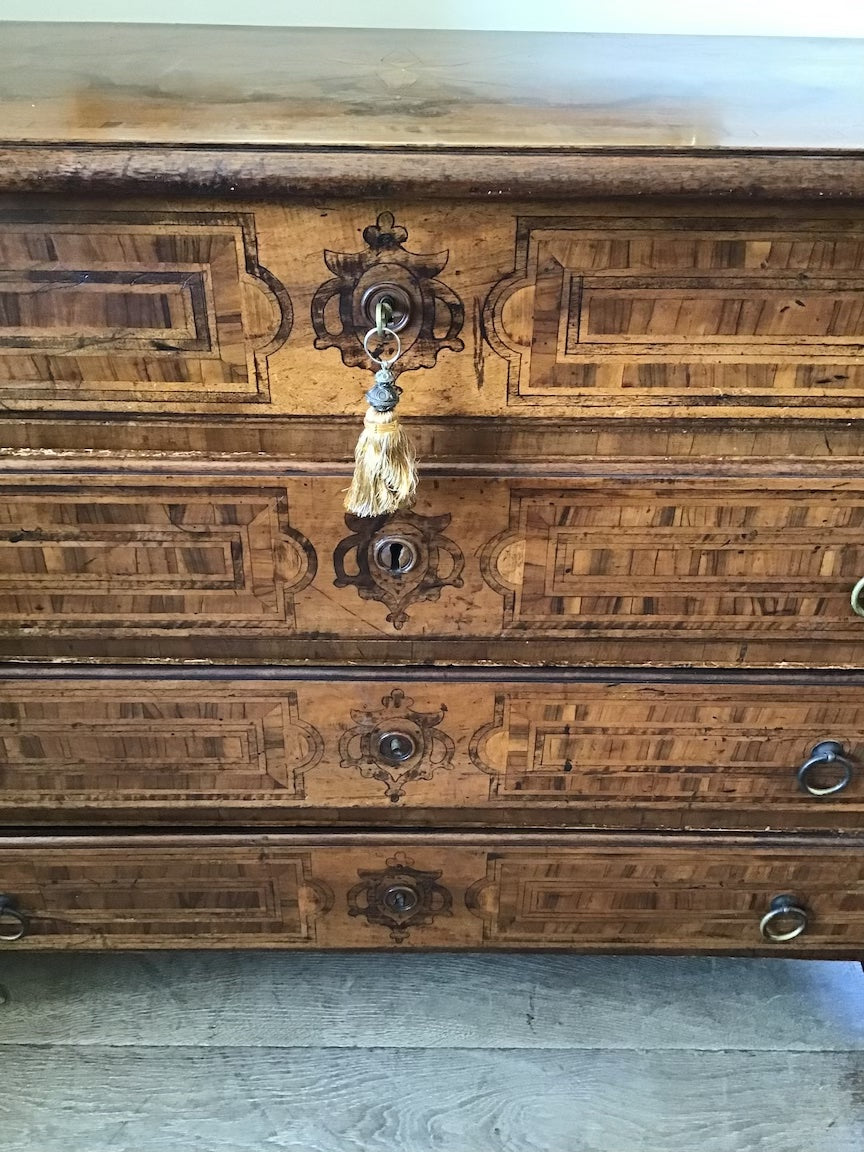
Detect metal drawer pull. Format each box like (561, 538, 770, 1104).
(797, 740, 856, 797)
(852, 576, 864, 617)
(0, 895, 27, 942)
(759, 894, 808, 943)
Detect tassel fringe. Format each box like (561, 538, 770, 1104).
(344, 406, 418, 517)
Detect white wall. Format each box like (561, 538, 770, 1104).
(2, 0, 864, 36)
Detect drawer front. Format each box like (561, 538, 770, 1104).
(485, 211, 864, 419)
(1, 201, 863, 422)
(1, 834, 863, 955)
(3, 674, 864, 831)
(0, 473, 862, 667)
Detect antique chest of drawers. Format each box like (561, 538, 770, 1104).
(1, 22, 864, 957)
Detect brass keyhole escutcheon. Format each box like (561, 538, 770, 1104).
(381, 883, 420, 914)
(377, 731, 417, 764)
(374, 536, 418, 576)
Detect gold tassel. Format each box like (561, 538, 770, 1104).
(345, 365, 417, 517)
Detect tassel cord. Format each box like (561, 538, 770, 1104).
(344, 362, 418, 516)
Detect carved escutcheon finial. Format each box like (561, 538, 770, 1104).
(333, 510, 464, 628)
(339, 688, 454, 802)
(347, 852, 453, 943)
(311, 211, 464, 373)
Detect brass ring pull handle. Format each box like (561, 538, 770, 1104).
(0, 894, 27, 942)
(759, 894, 808, 943)
(852, 577, 864, 617)
(797, 740, 856, 797)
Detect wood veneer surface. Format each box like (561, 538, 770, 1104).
(1, 673, 862, 829)
(0, 471, 860, 667)
(1, 24, 863, 966)
(1, 832, 863, 956)
(3, 198, 864, 422)
(1, 24, 862, 151)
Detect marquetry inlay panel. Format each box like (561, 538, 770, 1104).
(3, 836, 864, 955)
(469, 681, 864, 817)
(466, 843, 864, 950)
(0, 483, 315, 629)
(484, 214, 864, 417)
(482, 483, 864, 643)
(3, 675, 864, 831)
(0, 210, 291, 409)
(0, 686, 323, 805)
(0, 847, 328, 947)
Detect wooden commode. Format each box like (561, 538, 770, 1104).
(1, 22, 864, 956)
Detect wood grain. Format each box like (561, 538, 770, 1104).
(0, 209, 291, 405)
(0, 471, 861, 666)
(487, 211, 864, 418)
(5, 147, 864, 201)
(2, 833, 864, 956)
(2, 24, 864, 150)
(2, 24, 864, 970)
(3, 199, 864, 420)
(2, 951, 862, 1051)
(2, 1046, 862, 1152)
(3, 420, 864, 462)
(2, 673, 864, 830)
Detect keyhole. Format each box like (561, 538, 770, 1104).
(377, 730, 416, 763)
(374, 536, 418, 576)
(386, 541, 404, 571)
(361, 283, 413, 333)
(382, 883, 420, 913)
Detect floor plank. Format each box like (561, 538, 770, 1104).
(1, 953, 861, 1051)
(1, 1046, 862, 1152)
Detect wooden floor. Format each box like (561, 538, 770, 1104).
(1, 953, 863, 1150)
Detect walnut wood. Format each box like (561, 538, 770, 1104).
(0, 469, 860, 667)
(2, 24, 863, 152)
(2, 424, 864, 463)
(3, 198, 864, 422)
(0, 673, 863, 831)
(5, 148, 864, 202)
(2, 27, 864, 960)
(1, 832, 863, 957)
(2, 665, 863, 685)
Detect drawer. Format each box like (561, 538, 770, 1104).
(0, 471, 862, 667)
(3, 671, 864, 831)
(2, 833, 864, 956)
(1, 200, 863, 422)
